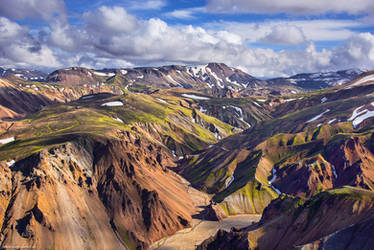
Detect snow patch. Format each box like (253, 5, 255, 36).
(188, 65, 208, 78)
(0, 137, 15, 144)
(93, 71, 115, 77)
(230, 105, 251, 128)
(284, 98, 296, 102)
(214, 131, 221, 140)
(199, 106, 207, 113)
(253, 101, 261, 107)
(6, 159, 15, 167)
(331, 165, 338, 179)
(226, 176, 235, 187)
(306, 109, 330, 123)
(225, 76, 241, 87)
(101, 101, 123, 107)
(113, 117, 124, 123)
(167, 75, 184, 88)
(350, 74, 374, 86)
(181, 94, 210, 100)
(156, 98, 167, 104)
(269, 168, 281, 194)
(82, 95, 94, 100)
(120, 70, 127, 75)
(351, 110, 374, 128)
(206, 67, 224, 88)
(125, 82, 133, 90)
(171, 150, 177, 157)
(348, 106, 366, 121)
(328, 118, 337, 125)
(321, 97, 328, 103)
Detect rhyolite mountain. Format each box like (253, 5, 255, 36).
(0, 64, 374, 249)
(46, 63, 302, 97)
(0, 90, 237, 249)
(0, 67, 47, 81)
(267, 68, 364, 90)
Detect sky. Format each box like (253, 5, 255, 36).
(1, 0, 374, 78)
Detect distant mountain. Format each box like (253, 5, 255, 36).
(45, 63, 301, 97)
(267, 69, 363, 90)
(0, 67, 47, 81)
(342, 70, 374, 88)
(0, 65, 365, 93)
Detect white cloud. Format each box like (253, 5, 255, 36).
(83, 6, 138, 34)
(331, 32, 374, 70)
(2, 5, 374, 78)
(165, 9, 196, 19)
(127, 0, 166, 10)
(206, 0, 374, 15)
(0, 17, 61, 68)
(0, 17, 27, 45)
(205, 19, 361, 44)
(260, 25, 306, 45)
(0, 0, 66, 21)
(49, 23, 76, 50)
(6, 44, 61, 68)
(164, 7, 206, 19)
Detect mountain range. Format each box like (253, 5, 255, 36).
(0, 63, 374, 249)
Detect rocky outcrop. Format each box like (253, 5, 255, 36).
(0, 133, 198, 249)
(198, 186, 374, 250)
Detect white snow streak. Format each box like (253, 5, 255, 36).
(113, 117, 124, 123)
(306, 109, 330, 123)
(226, 176, 235, 187)
(331, 165, 338, 179)
(93, 71, 115, 77)
(101, 101, 123, 107)
(328, 118, 337, 125)
(0, 137, 15, 144)
(6, 160, 15, 167)
(351, 74, 374, 86)
(181, 94, 210, 100)
(156, 98, 167, 104)
(269, 168, 281, 194)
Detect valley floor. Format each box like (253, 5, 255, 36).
(150, 214, 261, 250)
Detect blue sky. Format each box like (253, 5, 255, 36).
(1, 0, 374, 77)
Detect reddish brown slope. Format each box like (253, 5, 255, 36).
(0, 133, 198, 249)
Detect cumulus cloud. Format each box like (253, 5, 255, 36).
(83, 6, 138, 34)
(0, 0, 66, 21)
(260, 25, 306, 45)
(1, 4, 374, 77)
(206, 0, 374, 15)
(0, 17, 60, 68)
(0, 17, 27, 45)
(331, 33, 374, 70)
(205, 19, 360, 44)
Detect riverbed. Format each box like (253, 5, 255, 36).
(150, 214, 261, 250)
